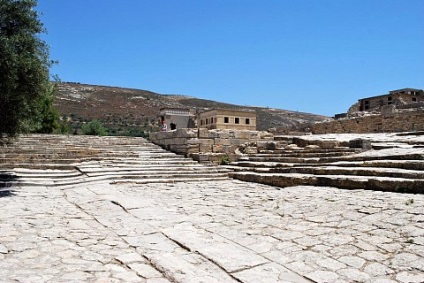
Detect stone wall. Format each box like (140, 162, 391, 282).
(149, 128, 274, 163)
(311, 109, 424, 134)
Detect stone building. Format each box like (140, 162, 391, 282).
(355, 88, 424, 112)
(159, 108, 195, 130)
(198, 109, 256, 131)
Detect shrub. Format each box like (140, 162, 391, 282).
(81, 120, 108, 136)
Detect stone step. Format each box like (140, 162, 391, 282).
(246, 152, 424, 164)
(247, 156, 322, 163)
(259, 147, 358, 153)
(0, 163, 78, 170)
(331, 160, 424, 170)
(0, 152, 142, 159)
(229, 171, 424, 194)
(78, 160, 199, 167)
(230, 159, 424, 171)
(0, 158, 88, 164)
(229, 165, 424, 179)
(0, 169, 83, 179)
(0, 173, 230, 187)
(81, 168, 230, 177)
(252, 151, 356, 158)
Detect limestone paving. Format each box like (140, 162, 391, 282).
(1, 134, 424, 282)
(1, 178, 424, 282)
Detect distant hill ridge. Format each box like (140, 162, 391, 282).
(54, 82, 328, 135)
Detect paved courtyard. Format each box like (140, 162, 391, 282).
(1, 179, 423, 282)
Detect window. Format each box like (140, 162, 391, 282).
(364, 100, 370, 110)
(210, 117, 214, 123)
(388, 96, 392, 105)
(412, 97, 417, 102)
(206, 118, 209, 124)
(224, 117, 229, 123)
(235, 117, 240, 124)
(245, 118, 250, 125)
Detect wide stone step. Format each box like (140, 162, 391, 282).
(229, 171, 424, 194)
(231, 159, 424, 172)
(258, 166, 424, 179)
(330, 160, 424, 171)
(247, 156, 322, 163)
(78, 160, 199, 168)
(252, 151, 356, 158)
(0, 158, 85, 164)
(0, 163, 78, 170)
(0, 173, 230, 187)
(247, 152, 424, 164)
(0, 169, 83, 179)
(81, 168, 230, 177)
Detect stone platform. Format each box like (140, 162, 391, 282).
(0, 135, 423, 282)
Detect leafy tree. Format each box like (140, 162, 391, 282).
(31, 82, 60, 133)
(0, 0, 55, 138)
(55, 117, 70, 135)
(81, 120, 108, 136)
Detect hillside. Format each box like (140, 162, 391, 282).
(55, 82, 328, 135)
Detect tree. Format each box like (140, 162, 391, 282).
(81, 120, 108, 136)
(0, 0, 54, 138)
(29, 82, 60, 133)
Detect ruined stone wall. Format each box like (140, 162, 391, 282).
(311, 109, 424, 134)
(149, 128, 274, 163)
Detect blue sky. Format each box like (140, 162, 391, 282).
(37, 0, 424, 116)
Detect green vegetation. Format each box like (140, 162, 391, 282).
(0, 0, 59, 139)
(108, 129, 148, 138)
(219, 155, 230, 165)
(55, 118, 70, 135)
(81, 120, 108, 136)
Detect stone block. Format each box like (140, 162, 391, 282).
(198, 128, 219, 138)
(187, 138, 201, 145)
(229, 139, 246, 146)
(349, 139, 372, 150)
(244, 146, 258, 154)
(172, 138, 189, 145)
(258, 131, 274, 140)
(214, 138, 232, 146)
(234, 131, 250, 139)
(199, 144, 212, 153)
(186, 145, 199, 154)
(223, 145, 238, 153)
(212, 145, 224, 153)
(216, 131, 231, 139)
(257, 141, 277, 150)
(170, 145, 188, 154)
(174, 128, 197, 138)
(187, 138, 213, 145)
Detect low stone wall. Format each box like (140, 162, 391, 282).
(149, 128, 274, 163)
(311, 109, 424, 134)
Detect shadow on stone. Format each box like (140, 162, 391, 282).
(0, 173, 19, 194)
(0, 189, 16, 197)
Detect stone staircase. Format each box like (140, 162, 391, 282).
(226, 135, 424, 194)
(0, 135, 230, 187)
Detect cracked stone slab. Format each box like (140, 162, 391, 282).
(162, 224, 269, 273)
(148, 252, 239, 283)
(232, 262, 313, 283)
